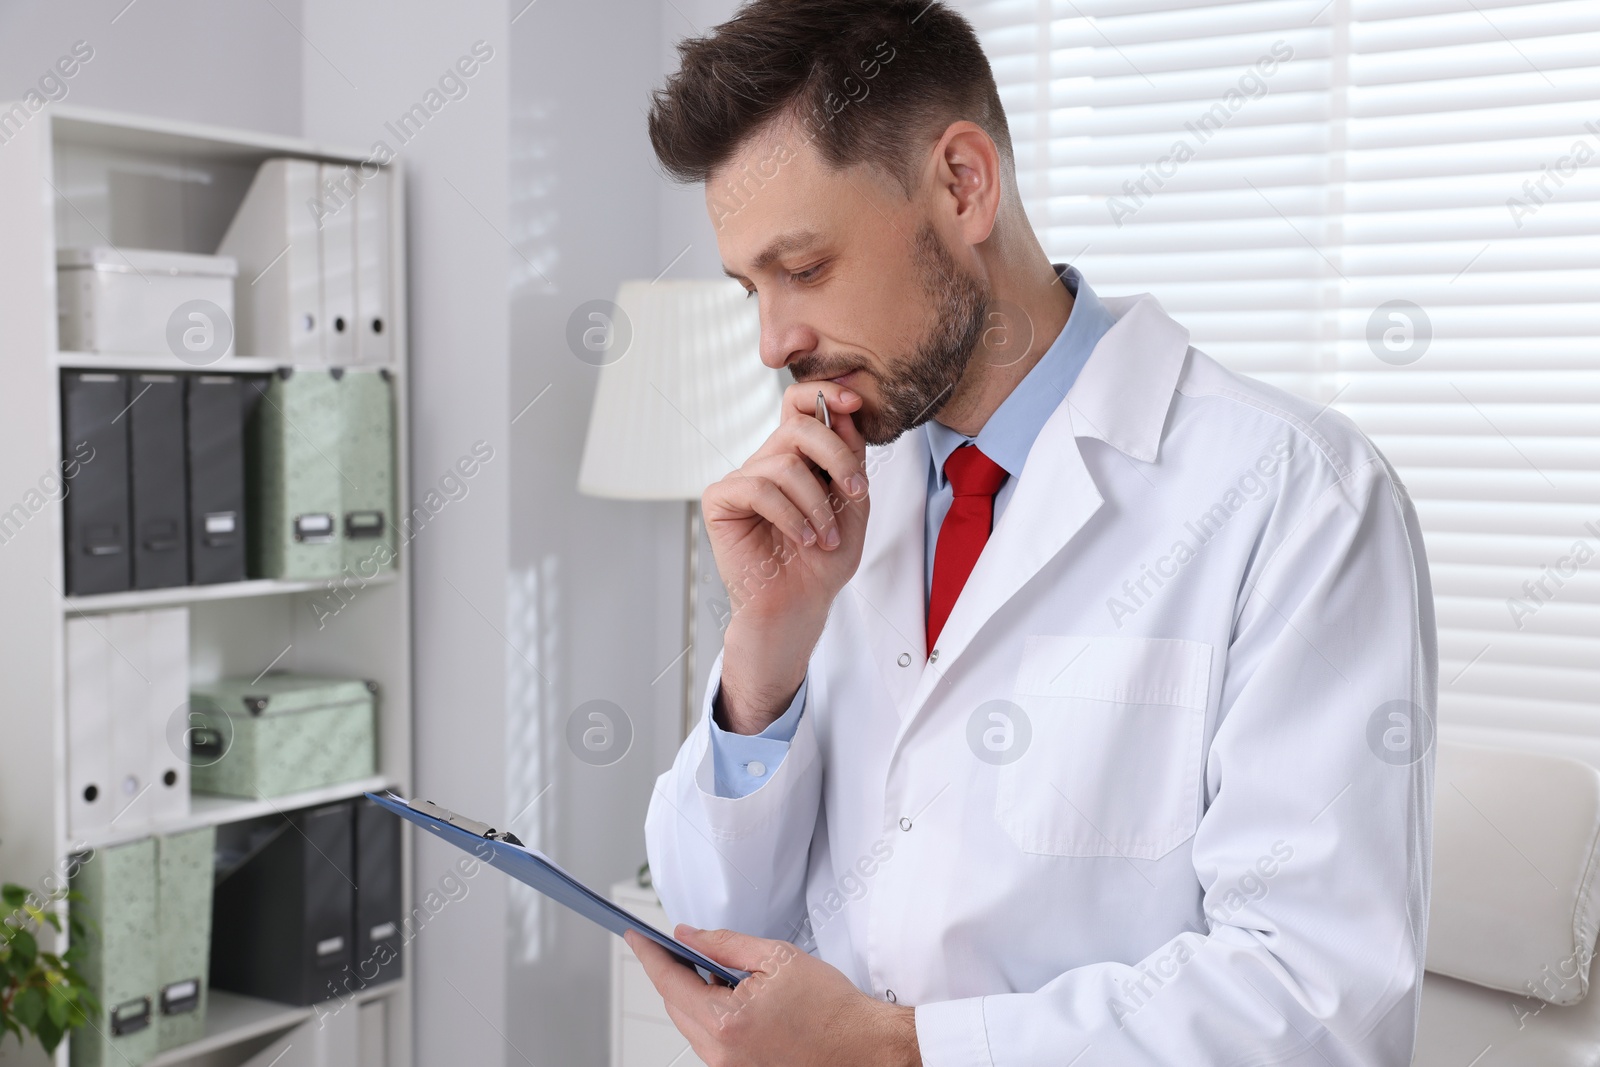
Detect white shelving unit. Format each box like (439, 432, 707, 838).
(53, 353, 296, 375)
(76, 777, 396, 854)
(143, 992, 313, 1067)
(0, 104, 414, 1067)
(609, 882, 706, 1067)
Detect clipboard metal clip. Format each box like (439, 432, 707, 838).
(395, 793, 525, 847)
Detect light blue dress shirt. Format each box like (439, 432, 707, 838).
(709, 266, 1116, 798)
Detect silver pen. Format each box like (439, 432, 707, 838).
(813, 390, 832, 486)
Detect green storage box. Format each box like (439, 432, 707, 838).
(188, 674, 376, 798)
(339, 367, 397, 577)
(155, 827, 215, 1052)
(71, 838, 159, 1067)
(248, 368, 343, 580)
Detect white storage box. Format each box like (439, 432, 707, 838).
(57, 246, 237, 356)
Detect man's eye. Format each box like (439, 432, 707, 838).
(744, 287, 757, 299)
(790, 265, 822, 283)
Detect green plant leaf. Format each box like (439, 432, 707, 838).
(1, 885, 27, 909)
(12, 986, 44, 1030)
(36, 1014, 63, 1055)
(44, 986, 69, 1029)
(8, 929, 36, 971)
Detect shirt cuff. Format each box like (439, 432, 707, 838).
(708, 677, 807, 798)
(915, 997, 993, 1067)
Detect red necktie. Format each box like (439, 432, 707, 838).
(927, 444, 1008, 654)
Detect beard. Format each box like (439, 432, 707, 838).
(788, 224, 989, 446)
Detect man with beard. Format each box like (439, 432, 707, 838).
(626, 3, 1436, 1065)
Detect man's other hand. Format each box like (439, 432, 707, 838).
(625, 924, 919, 1067)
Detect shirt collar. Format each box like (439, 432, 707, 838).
(925, 264, 1116, 488)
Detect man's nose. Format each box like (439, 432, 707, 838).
(757, 303, 811, 371)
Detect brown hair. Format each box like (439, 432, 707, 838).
(649, 0, 1013, 195)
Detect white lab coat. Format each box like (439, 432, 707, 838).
(646, 293, 1436, 1066)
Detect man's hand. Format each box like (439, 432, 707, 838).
(703, 381, 871, 734)
(625, 925, 919, 1067)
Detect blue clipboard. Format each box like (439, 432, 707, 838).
(365, 791, 746, 987)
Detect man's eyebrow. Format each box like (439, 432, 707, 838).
(722, 229, 823, 279)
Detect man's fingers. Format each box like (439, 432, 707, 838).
(626, 930, 725, 1005)
(677, 925, 798, 975)
(790, 418, 869, 490)
(781, 380, 861, 423)
(659, 999, 719, 1057)
(745, 455, 844, 549)
(750, 419, 869, 498)
(626, 930, 743, 1044)
(781, 380, 868, 455)
(706, 474, 818, 548)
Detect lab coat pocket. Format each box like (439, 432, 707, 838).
(996, 635, 1211, 860)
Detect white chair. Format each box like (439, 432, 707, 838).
(1414, 740, 1600, 1065)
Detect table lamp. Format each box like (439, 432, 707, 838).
(577, 278, 782, 741)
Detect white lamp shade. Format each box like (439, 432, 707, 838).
(577, 279, 782, 501)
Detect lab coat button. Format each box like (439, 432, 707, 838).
(929, 648, 940, 663)
(885, 989, 898, 1003)
(746, 760, 767, 777)
(899, 817, 912, 831)
(896, 652, 912, 667)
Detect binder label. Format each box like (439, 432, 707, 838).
(110, 996, 152, 1036)
(160, 979, 200, 1015)
(294, 512, 336, 543)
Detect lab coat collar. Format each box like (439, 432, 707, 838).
(1068, 293, 1192, 464)
(849, 292, 1193, 720)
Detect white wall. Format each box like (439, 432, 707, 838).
(504, 0, 685, 1062)
(655, 0, 744, 283)
(298, 3, 514, 1065)
(0, 0, 302, 135)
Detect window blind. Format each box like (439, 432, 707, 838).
(960, 0, 1600, 732)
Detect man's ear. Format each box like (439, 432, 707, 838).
(931, 121, 1001, 246)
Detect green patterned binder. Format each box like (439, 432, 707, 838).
(248, 368, 343, 580)
(188, 674, 376, 798)
(339, 368, 397, 576)
(71, 838, 159, 1067)
(155, 827, 215, 1052)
